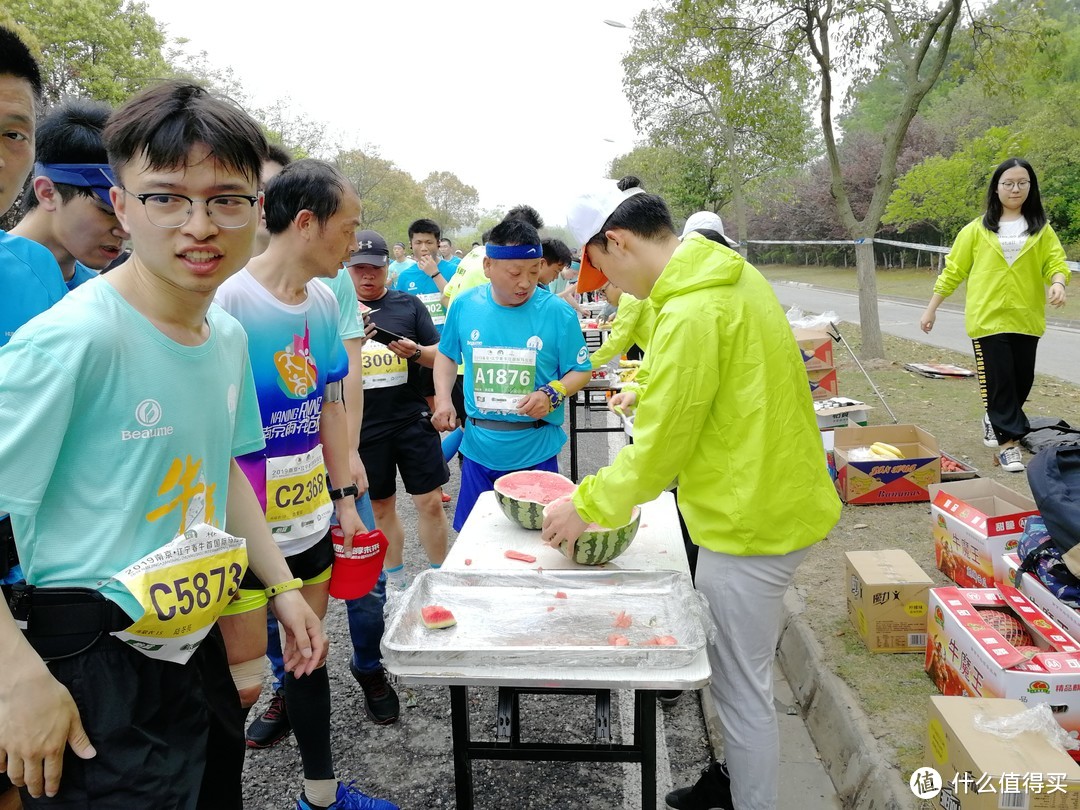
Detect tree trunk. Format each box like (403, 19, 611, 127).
(855, 241, 884, 358)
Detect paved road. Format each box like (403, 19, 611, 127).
(770, 281, 1080, 385)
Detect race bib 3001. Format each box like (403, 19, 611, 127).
(361, 341, 408, 390)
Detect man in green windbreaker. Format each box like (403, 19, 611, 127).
(544, 182, 842, 810)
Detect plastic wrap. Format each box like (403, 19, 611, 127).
(974, 703, 1080, 752)
(785, 305, 840, 331)
(382, 569, 707, 669)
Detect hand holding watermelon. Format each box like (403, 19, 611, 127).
(540, 494, 589, 555)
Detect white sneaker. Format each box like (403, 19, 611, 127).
(994, 445, 1024, 472)
(982, 414, 997, 447)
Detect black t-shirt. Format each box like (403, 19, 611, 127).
(358, 289, 441, 443)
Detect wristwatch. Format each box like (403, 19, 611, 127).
(410, 348, 422, 361)
(328, 483, 359, 501)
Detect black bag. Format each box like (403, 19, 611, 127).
(1018, 442, 1080, 591)
(1020, 416, 1080, 453)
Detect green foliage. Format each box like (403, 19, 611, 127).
(422, 171, 479, 232)
(334, 148, 433, 246)
(5, 0, 170, 105)
(884, 127, 1025, 238)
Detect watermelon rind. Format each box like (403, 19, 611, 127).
(545, 499, 641, 566)
(493, 470, 576, 530)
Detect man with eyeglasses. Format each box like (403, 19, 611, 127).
(10, 99, 128, 290)
(0, 81, 327, 809)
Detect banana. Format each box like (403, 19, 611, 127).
(870, 442, 904, 459)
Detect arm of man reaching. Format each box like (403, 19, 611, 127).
(319, 390, 367, 554)
(516, 370, 592, 419)
(431, 351, 460, 432)
(340, 336, 369, 492)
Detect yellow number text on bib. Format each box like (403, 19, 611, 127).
(265, 445, 333, 539)
(361, 341, 409, 390)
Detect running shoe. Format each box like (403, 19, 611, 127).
(246, 688, 291, 749)
(296, 781, 399, 810)
(350, 662, 400, 725)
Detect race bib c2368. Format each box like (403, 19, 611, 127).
(471, 346, 536, 413)
(361, 341, 408, 390)
(111, 523, 247, 663)
(265, 445, 333, 539)
(416, 292, 446, 326)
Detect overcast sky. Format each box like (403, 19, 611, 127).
(143, 0, 655, 229)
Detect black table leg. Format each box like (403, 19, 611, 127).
(450, 685, 475, 810)
(637, 689, 657, 810)
(569, 392, 579, 482)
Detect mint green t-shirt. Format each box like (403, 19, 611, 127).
(0, 280, 265, 619)
(319, 267, 363, 340)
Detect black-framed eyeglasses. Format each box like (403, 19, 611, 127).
(121, 188, 259, 229)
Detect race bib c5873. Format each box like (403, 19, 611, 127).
(471, 347, 536, 413)
(265, 445, 333, 539)
(111, 523, 247, 663)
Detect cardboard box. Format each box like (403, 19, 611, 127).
(793, 328, 834, 371)
(926, 585, 1080, 757)
(931, 480, 1038, 588)
(833, 425, 941, 504)
(846, 550, 933, 652)
(1006, 553, 1080, 644)
(925, 696, 1080, 808)
(807, 366, 838, 401)
(814, 397, 870, 430)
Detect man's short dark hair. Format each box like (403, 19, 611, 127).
(24, 99, 112, 210)
(616, 175, 644, 192)
(266, 143, 293, 168)
(502, 204, 543, 230)
(0, 27, 43, 103)
(541, 238, 572, 267)
(488, 219, 539, 247)
(263, 158, 350, 234)
(586, 193, 675, 252)
(479, 231, 491, 244)
(439, 237, 452, 247)
(408, 218, 441, 241)
(104, 81, 267, 186)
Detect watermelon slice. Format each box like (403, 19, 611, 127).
(493, 470, 576, 530)
(643, 635, 677, 646)
(613, 610, 632, 629)
(608, 634, 631, 646)
(504, 549, 537, 563)
(421, 605, 457, 629)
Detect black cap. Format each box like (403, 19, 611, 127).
(347, 230, 389, 266)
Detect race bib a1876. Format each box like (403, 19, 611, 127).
(471, 347, 536, 413)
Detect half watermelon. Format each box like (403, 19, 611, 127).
(544, 495, 641, 565)
(493, 470, 576, 530)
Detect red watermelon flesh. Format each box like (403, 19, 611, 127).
(976, 608, 1033, 647)
(493, 471, 576, 530)
(421, 605, 457, 629)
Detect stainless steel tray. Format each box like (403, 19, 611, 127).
(382, 569, 706, 669)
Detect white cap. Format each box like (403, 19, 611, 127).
(681, 211, 726, 239)
(566, 181, 646, 245)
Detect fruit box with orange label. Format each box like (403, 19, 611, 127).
(926, 585, 1080, 756)
(845, 549, 933, 652)
(930, 480, 1038, 589)
(807, 367, 839, 401)
(792, 328, 835, 371)
(1005, 552, 1080, 645)
(832, 425, 940, 504)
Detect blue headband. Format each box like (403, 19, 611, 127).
(35, 163, 116, 206)
(486, 243, 543, 260)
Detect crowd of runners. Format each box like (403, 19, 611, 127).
(0, 24, 847, 810)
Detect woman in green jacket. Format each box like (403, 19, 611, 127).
(920, 158, 1068, 472)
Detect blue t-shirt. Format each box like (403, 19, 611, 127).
(392, 258, 455, 333)
(0, 280, 264, 619)
(68, 262, 99, 291)
(439, 285, 591, 470)
(0, 230, 67, 347)
(215, 269, 349, 555)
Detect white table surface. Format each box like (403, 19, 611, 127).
(385, 491, 711, 688)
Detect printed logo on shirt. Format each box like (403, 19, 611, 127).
(527, 336, 543, 352)
(274, 321, 318, 399)
(468, 329, 481, 346)
(145, 455, 218, 534)
(122, 399, 174, 441)
(577, 346, 589, 364)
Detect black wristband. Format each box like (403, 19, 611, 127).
(1053, 281, 1066, 288)
(410, 348, 422, 361)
